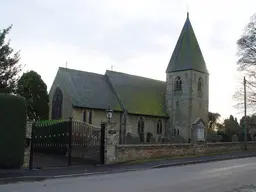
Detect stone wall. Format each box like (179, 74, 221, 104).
(23, 121, 33, 168)
(71, 146, 100, 162)
(23, 147, 30, 168)
(114, 142, 256, 163)
(26, 121, 33, 138)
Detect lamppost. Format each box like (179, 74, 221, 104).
(106, 106, 113, 122)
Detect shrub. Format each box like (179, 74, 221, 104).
(0, 94, 27, 168)
(207, 133, 222, 142)
(236, 132, 252, 142)
(38, 119, 64, 124)
(146, 132, 154, 143)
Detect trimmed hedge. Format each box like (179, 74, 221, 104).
(38, 119, 64, 124)
(0, 94, 27, 168)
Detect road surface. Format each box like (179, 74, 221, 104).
(1, 157, 256, 192)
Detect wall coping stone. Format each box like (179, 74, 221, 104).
(116, 143, 192, 148)
(116, 142, 256, 148)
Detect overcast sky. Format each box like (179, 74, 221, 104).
(1, 0, 255, 120)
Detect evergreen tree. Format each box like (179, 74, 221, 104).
(0, 25, 22, 93)
(17, 71, 49, 120)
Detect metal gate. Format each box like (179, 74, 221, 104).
(29, 118, 105, 169)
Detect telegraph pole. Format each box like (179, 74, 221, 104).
(244, 76, 248, 150)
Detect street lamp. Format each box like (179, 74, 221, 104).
(106, 106, 113, 122)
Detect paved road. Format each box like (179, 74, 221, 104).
(1, 157, 256, 192)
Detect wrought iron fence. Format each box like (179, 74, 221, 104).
(72, 120, 101, 147)
(33, 120, 69, 155)
(29, 118, 104, 169)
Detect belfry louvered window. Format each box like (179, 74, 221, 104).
(174, 76, 182, 92)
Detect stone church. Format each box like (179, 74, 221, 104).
(49, 13, 209, 144)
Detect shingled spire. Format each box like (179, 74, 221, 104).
(166, 12, 208, 74)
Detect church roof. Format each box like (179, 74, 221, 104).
(106, 70, 167, 117)
(166, 13, 208, 74)
(52, 67, 168, 117)
(53, 67, 123, 111)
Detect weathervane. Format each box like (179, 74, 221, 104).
(186, 4, 189, 17)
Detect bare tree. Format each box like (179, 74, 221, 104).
(234, 13, 256, 112)
(208, 112, 221, 132)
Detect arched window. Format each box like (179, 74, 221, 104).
(177, 129, 180, 136)
(157, 119, 162, 134)
(51, 87, 63, 120)
(174, 76, 182, 92)
(83, 109, 87, 122)
(88, 110, 92, 124)
(138, 117, 145, 142)
(198, 77, 203, 97)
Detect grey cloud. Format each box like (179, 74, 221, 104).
(0, 0, 183, 63)
(0, 0, 187, 64)
(85, 19, 181, 62)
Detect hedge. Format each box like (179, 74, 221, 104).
(0, 94, 27, 168)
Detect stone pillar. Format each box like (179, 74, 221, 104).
(104, 121, 119, 164)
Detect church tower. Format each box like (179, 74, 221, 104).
(166, 13, 209, 142)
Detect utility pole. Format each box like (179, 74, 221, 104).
(244, 76, 248, 150)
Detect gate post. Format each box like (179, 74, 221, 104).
(29, 122, 35, 170)
(100, 123, 105, 164)
(68, 117, 73, 166)
(102, 121, 119, 164)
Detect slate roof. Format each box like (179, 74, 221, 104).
(52, 67, 168, 117)
(56, 67, 123, 111)
(106, 70, 168, 117)
(166, 13, 208, 74)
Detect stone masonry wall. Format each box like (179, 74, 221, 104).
(23, 121, 33, 168)
(115, 142, 256, 163)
